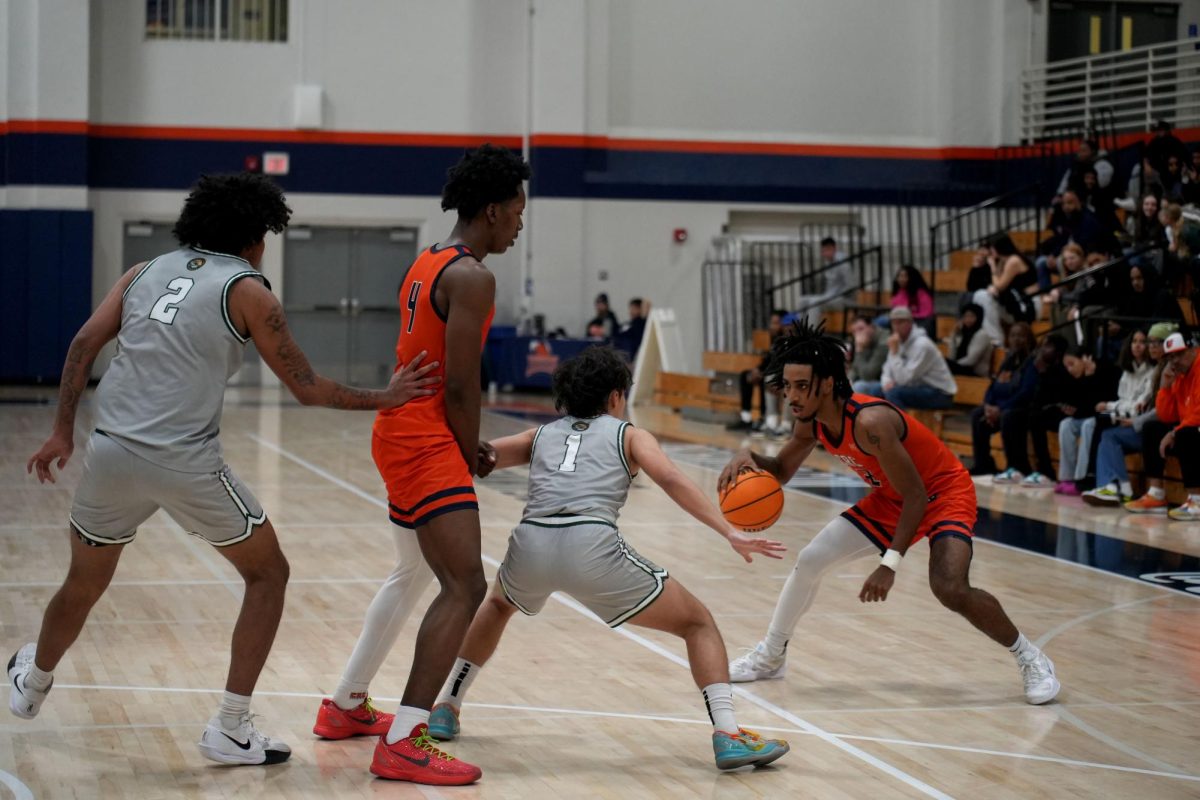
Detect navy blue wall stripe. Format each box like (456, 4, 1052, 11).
(0, 130, 1047, 205)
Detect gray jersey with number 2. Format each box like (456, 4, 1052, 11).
(521, 414, 634, 525)
(92, 247, 266, 473)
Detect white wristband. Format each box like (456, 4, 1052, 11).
(880, 549, 903, 571)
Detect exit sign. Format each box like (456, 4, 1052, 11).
(263, 151, 290, 176)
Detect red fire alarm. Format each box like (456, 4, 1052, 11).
(672, 228, 688, 243)
(244, 154, 262, 173)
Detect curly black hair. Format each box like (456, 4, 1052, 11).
(765, 317, 853, 399)
(441, 144, 531, 220)
(172, 173, 292, 256)
(552, 345, 632, 418)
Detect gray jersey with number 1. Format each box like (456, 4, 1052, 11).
(521, 414, 634, 525)
(91, 247, 267, 474)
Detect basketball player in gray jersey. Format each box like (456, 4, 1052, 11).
(424, 346, 792, 771)
(11, 173, 438, 766)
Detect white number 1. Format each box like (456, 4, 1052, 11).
(149, 277, 195, 325)
(558, 433, 582, 472)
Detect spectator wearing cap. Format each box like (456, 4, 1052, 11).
(855, 306, 956, 410)
(1083, 325, 1165, 506)
(587, 293, 619, 338)
(1124, 331, 1200, 519)
(1145, 120, 1189, 178)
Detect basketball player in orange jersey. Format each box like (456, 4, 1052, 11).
(719, 320, 1062, 704)
(312, 144, 530, 785)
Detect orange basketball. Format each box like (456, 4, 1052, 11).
(719, 469, 784, 532)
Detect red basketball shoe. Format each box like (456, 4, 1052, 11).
(312, 697, 393, 739)
(369, 723, 482, 785)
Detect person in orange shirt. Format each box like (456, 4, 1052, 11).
(1126, 332, 1200, 520)
(720, 320, 1061, 705)
(312, 144, 530, 786)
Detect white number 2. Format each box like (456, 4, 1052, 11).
(558, 433, 582, 472)
(149, 277, 195, 325)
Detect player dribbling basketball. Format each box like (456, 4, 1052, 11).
(424, 346, 792, 771)
(721, 321, 1062, 705)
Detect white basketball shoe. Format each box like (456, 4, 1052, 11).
(729, 641, 786, 683)
(1017, 650, 1061, 705)
(7, 643, 51, 719)
(198, 713, 292, 765)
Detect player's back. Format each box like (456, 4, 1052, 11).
(92, 248, 266, 473)
(815, 393, 969, 500)
(523, 414, 634, 525)
(374, 243, 493, 442)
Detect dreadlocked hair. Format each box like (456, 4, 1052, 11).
(440, 143, 531, 220)
(172, 173, 292, 256)
(552, 345, 632, 419)
(765, 318, 853, 399)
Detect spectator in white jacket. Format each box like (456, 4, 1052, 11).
(855, 306, 957, 409)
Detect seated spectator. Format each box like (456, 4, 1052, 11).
(969, 322, 1036, 475)
(855, 306, 956, 410)
(878, 265, 934, 333)
(1082, 327, 1162, 506)
(992, 334, 1071, 487)
(1113, 263, 1182, 333)
(1127, 193, 1165, 249)
(1053, 346, 1122, 495)
(1045, 249, 1116, 350)
(725, 309, 788, 437)
(586, 321, 607, 339)
(1182, 149, 1200, 207)
(1038, 189, 1113, 287)
(617, 297, 648, 354)
(945, 303, 992, 377)
(795, 237, 850, 325)
(848, 315, 887, 390)
(974, 233, 1038, 345)
(1073, 166, 1120, 235)
(1145, 120, 1189, 178)
(1056, 138, 1114, 197)
(1162, 155, 1186, 204)
(1123, 332, 1200, 519)
(1117, 158, 1164, 212)
(963, 246, 993, 300)
(587, 293, 619, 338)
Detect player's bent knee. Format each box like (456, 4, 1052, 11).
(930, 578, 970, 612)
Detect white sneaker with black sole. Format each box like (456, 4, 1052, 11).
(198, 714, 291, 765)
(8, 642, 51, 719)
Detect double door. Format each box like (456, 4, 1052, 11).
(283, 226, 417, 386)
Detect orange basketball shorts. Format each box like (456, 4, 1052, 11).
(840, 486, 977, 553)
(372, 431, 478, 529)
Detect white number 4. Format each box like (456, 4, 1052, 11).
(149, 277, 195, 325)
(558, 433, 582, 472)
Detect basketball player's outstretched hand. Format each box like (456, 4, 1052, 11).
(727, 531, 786, 563)
(858, 566, 895, 603)
(27, 431, 74, 484)
(385, 350, 441, 407)
(718, 449, 757, 493)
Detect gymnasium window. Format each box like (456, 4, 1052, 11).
(145, 0, 288, 43)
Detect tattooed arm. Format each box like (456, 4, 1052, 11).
(28, 264, 144, 482)
(229, 277, 439, 410)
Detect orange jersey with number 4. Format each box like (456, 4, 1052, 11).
(374, 243, 495, 443)
(813, 394, 971, 503)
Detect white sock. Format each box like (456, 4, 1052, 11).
(1148, 486, 1166, 500)
(24, 664, 53, 692)
(702, 683, 738, 734)
(1188, 494, 1200, 505)
(436, 658, 481, 709)
(765, 414, 779, 430)
(333, 530, 434, 711)
(218, 691, 252, 729)
(385, 705, 430, 745)
(1008, 633, 1038, 661)
(1119, 480, 1133, 496)
(740, 411, 752, 423)
(763, 517, 879, 658)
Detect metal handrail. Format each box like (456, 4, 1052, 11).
(930, 184, 1041, 231)
(1024, 38, 1200, 72)
(1037, 244, 1159, 295)
(768, 247, 878, 293)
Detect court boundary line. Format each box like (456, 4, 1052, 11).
(248, 432, 954, 799)
(11, 684, 1198, 784)
(0, 769, 33, 800)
